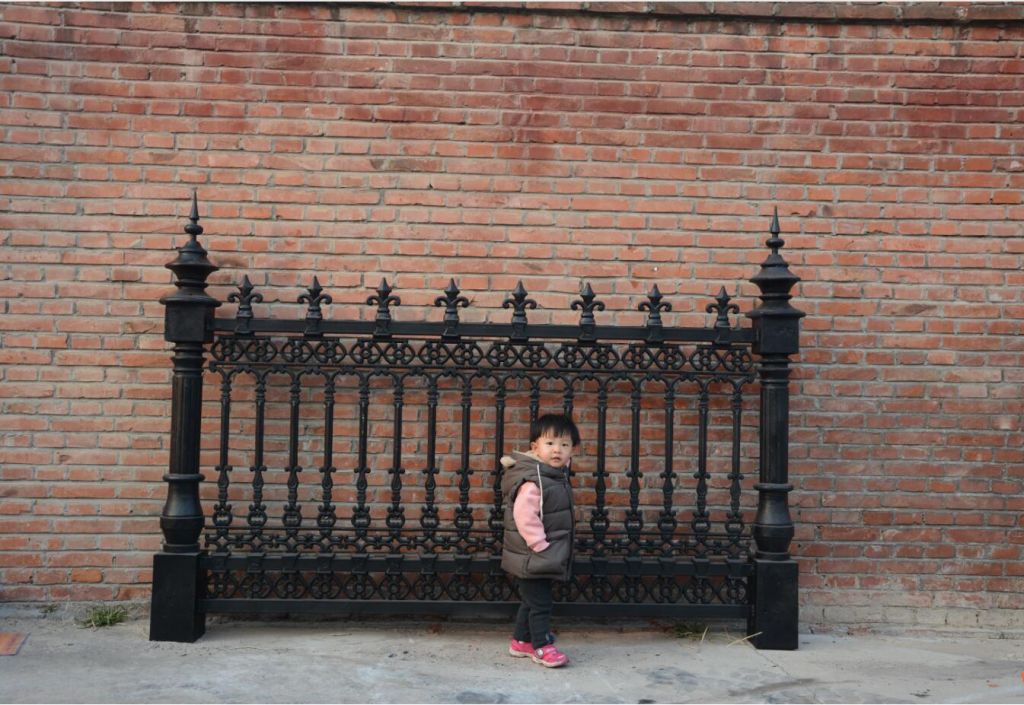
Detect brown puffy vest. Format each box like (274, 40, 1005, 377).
(500, 451, 575, 581)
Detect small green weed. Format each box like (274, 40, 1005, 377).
(672, 622, 709, 640)
(79, 606, 127, 628)
(39, 603, 58, 615)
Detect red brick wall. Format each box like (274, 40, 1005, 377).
(1, 2, 1022, 629)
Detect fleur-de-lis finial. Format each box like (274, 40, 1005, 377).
(502, 280, 537, 341)
(434, 279, 470, 339)
(707, 286, 740, 345)
(299, 276, 332, 336)
(639, 284, 672, 343)
(367, 278, 401, 338)
(571, 282, 605, 343)
(227, 275, 263, 336)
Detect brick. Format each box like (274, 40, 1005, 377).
(0, 2, 1021, 625)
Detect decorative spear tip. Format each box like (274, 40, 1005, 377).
(649, 283, 662, 298)
(581, 281, 595, 297)
(445, 278, 460, 295)
(184, 191, 203, 241)
(378, 277, 391, 291)
(717, 285, 729, 300)
(241, 274, 252, 287)
(766, 207, 784, 254)
(513, 280, 527, 297)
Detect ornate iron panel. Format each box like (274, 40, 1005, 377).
(199, 275, 758, 613)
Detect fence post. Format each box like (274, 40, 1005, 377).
(149, 194, 220, 642)
(746, 210, 804, 650)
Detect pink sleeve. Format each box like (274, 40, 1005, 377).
(512, 482, 549, 552)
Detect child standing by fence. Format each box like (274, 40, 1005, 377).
(500, 413, 580, 668)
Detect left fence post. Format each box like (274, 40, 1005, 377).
(149, 193, 220, 642)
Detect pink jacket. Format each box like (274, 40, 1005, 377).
(512, 482, 549, 552)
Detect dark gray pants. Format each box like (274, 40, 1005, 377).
(513, 578, 554, 648)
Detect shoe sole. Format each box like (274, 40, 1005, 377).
(531, 655, 568, 668)
(508, 647, 532, 658)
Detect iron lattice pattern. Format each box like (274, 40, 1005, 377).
(203, 561, 750, 607)
(209, 337, 754, 373)
(199, 279, 758, 608)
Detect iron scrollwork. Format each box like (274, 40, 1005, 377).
(199, 263, 764, 612)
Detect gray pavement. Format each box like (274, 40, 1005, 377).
(1, 613, 1022, 703)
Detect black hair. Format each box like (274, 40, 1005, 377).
(529, 413, 581, 447)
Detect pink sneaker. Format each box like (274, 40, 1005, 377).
(508, 638, 533, 658)
(531, 643, 568, 668)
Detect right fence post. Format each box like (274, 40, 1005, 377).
(747, 210, 805, 650)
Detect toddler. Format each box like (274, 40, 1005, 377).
(500, 413, 579, 668)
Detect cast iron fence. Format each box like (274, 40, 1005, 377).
(150, 195, 803, 650)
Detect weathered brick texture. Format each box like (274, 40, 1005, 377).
(1, 2, 1022, 628)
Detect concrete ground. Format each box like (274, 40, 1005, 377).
(0, 613, 1022, 704)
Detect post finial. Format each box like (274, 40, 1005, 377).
(161, 194, 220, 343)
(767, 206, 782, 254)
(748, 209, 804, 355)
(185, 191, 202, 243)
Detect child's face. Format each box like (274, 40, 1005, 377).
(530, 432, 575, 468)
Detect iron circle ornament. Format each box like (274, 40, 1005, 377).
(281, 339, 315, 364)
(485, 342, 517, 368)
(313, 339, 347, 365)
(450, 342, 484, 367)
(382, 341, 415, 366)
(244, 338, 278, 364)
(349, 340, 383, 365)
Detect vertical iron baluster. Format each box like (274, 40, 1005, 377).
(529, 378, 540, 424)
(590, 381, 609, 554)
(421, 375, 440, 545)
(624, 381, 643, 545)
(386, 375, 406, 546)
(282, 372, 303, 549)
(454, 375, 474, 545)
(489, 379, 507, 536)
(247, 372, 268, 547)
(562, 379, 575, 478)
(562, 379, 574, 417)
(691, 380, 711, 551)
(352, 373, 371, 542)
(657, 386, 677, 552)
(725, 382, 745, 551)
(316, 374, 337, 550)
(212, 371, 233, 549)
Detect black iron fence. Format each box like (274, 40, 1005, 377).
(150, 195, 803, 650)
